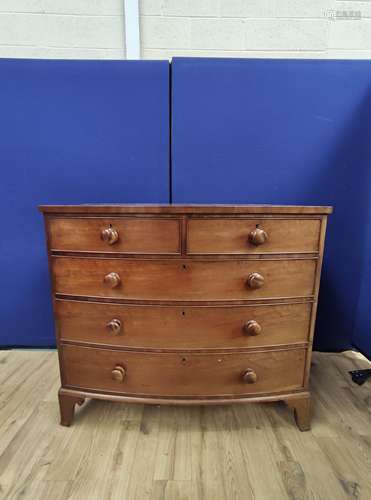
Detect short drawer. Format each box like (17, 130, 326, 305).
(53, 257, 316, 301)
(61, 345, 306, 396)
(47, 217, 180, 254)
(56, 300, 312, 349)
(187, 218, 321, 254)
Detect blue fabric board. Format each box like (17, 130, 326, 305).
(171, 57, 371, 354)
(0, 58, 169, 346)
(353, 196, 371, 359)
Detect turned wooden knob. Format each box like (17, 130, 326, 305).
(106, 319, 122, 335)
(246, 272, 264, 289)
(243, 320, 262, 336)
(248, 226, 268, 246)
(242, 369, 257, 384)
(104, 272, 121, 288)
(111, 365, 126, 382)
(101, 226, 119, 245)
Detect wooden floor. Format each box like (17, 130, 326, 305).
(0, 350, 370, 500)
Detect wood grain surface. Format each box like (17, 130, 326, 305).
(60, 345, 306, 396)
(39, 204, 333, 215)
(40, 205, 331, 431)
(187, 218, 321, 254)
(48, 217, 181, 254)
(0, 349, 369, 500)
(56, 299, 312, 349)
(52, 257, 317, 301)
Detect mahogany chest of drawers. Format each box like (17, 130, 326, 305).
(39, 204, 332, 430)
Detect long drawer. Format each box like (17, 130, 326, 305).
(56, 300, 312, 349)
(47, 217, 181, 254)
(61, 345, 306, 396)
(187, 218, 321, 254)
(52, 257, 317, 301)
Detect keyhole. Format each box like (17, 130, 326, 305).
(181, 356, 188, 365)
(182, 264, 187, 271)
(182, 311, 186, 316)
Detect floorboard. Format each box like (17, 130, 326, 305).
(0, 350, 370, 500)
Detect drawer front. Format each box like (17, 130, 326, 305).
(61, 345, 306, 396)
(48, 217, 180, 254)
(53, 257, 316, 301)
(56, 300, 312, 349)
(187, 218, 321, 254)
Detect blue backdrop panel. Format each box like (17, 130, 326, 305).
(353, 199, 371, 359)
(172, 57, 371, 354)
(0, 58, 169, 347)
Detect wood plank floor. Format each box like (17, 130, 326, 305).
(0, 350, 370, 500)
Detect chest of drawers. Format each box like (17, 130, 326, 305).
(39, 204, 332, 430)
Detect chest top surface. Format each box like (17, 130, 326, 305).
(39, 204, 332, 215)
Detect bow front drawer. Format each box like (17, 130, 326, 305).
(56, 300, 312, 349)
(52, 257, 316, 301)
(187, 218, 321, 254)
(61, 345, 306, 397)
(47, 217, 181, 254)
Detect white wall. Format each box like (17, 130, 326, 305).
(0, 0, 370, 60)
(140, 0, 371, 60)
(0, 1, 126, 59)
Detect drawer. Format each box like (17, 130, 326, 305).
(56, 300, 312, 349)
(187, 218, 321, 254)
(47, 217, 180, 254)
(61, 345, 306, 396)
(53, 257, 316, 301)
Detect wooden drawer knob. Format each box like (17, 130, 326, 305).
(106, 319, 122, 335)
(104, 272, 121, 288)
(243, 320, 262, 336)
(242, 369, 257, 384)
(246, 272, 264, 289)
(111, 365, 126, 382)
(101, 226, 119, 245)
(248, 226, 268, 246)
